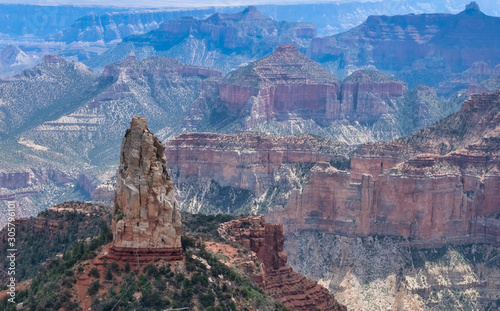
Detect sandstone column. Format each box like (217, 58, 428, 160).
(110, 116, 182, 261)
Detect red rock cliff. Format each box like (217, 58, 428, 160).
(340, 70, 406, 120)
(166, 132, 350, 197)
(268, 92, 500, 245)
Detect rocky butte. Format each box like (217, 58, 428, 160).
(108, 116, 182, 261)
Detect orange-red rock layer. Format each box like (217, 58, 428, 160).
(106, 245, 183, 263)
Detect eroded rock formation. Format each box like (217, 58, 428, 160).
(186, 44, 409, 131)
(220, 216, 346, 311)
(110, 116, 182, 261)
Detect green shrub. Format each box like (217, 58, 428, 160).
(200, 291, 216, 308)
(88, 280, 100, 296)
(88, 267, 100, 278)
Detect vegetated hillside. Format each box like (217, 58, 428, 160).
(0, 202, 111, 285)
(0, 55, 99, 136)
(309, 2, 500, 85)
(23, 54, 221, 166)
(0, 202, 291, 311)
(85, 6, 316, 73)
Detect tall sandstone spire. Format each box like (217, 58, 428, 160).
(110, 116, 182, 261)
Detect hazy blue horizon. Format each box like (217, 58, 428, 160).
(0, 0, 386, 8)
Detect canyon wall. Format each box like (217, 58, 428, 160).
(268, 92, 500, 244)
(166, 132, 350, 201)
(285, 231, 500, 311)
(268, 159, 500, 244)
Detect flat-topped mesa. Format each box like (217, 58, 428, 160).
(109, 116, 182, 261)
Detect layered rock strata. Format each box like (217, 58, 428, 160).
(186, 44, 407, 131)
(220, 216, 346, 311)
(339, 70, 406, 121)
(109, 116, 182, 261)
(267, 92, 500, 245)
(166, 132, 350, 198)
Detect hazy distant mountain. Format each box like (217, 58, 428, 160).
(0, 4, 123, 38)
(0, 45, 37, 77)
(46, 9, 222, 44)
(85, 6, 316, 72)
(309, 2, 500, 83)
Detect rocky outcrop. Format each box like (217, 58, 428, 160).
(110, 116, 182, 261)
(220, 216, 346, 311)
(220, 216, 288, 270)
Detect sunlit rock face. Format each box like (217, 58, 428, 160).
(112, 116, 181, 250)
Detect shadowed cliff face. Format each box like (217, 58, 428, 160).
(112, 116, 181, 249)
